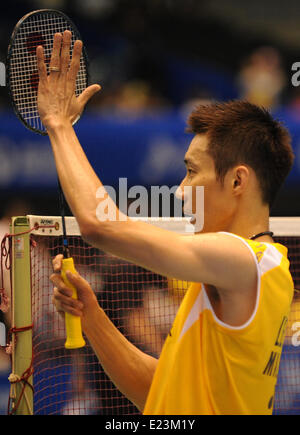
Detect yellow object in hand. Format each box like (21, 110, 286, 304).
(61, 257, 86, 349)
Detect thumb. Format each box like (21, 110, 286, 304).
(66, 271, 96, 307)
(66, 271, 87, 293)
(78, 84, 101, 107)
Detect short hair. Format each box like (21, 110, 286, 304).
(186, 100, 294, 207)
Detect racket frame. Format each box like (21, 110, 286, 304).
(6, 8, 89, 136)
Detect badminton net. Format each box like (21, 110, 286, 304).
(7, 216, 300, 415)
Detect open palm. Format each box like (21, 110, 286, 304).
(36, 30, 100, 130)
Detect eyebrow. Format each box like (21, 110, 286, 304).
(184, 157, 197, 167)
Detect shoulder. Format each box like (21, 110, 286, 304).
(182, 231, 258, 293)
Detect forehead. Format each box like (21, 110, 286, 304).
(185, 134, 210, 164)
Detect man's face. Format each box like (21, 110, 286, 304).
(177, 134, 235, 233)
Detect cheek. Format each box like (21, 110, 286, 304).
(204, 181, 233, 216)
(201, 177, 226, 207)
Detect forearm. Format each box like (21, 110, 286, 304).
(47, 122, 124, 228)
(82, 303, 157, 411)
(47, 122, 226, 286)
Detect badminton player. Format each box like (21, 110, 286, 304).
(37, 31, 295, 414)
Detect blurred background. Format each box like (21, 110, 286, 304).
(0, 0, 300, 414)
(0, 0, 299, 221)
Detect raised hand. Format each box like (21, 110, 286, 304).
(36, 30, 101, 130)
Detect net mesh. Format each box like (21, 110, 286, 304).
(272, 235, 300, 415)
(31, 235, 181, 415)
(16, 218, 300, 414)
(8, 10, 87, 134)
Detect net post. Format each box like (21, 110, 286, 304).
(10, 216, 33, 415)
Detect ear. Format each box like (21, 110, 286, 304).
(232, 166, 249, 196)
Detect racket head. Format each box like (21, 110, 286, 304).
(6, 9, 89, 135)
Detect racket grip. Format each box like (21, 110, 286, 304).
(61, 257, 86, 349)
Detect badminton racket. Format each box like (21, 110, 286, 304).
(6, 9, 88, 349)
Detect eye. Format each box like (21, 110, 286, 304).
(187, 168, 194, 177)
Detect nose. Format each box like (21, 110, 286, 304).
(175, 184, 184, 201)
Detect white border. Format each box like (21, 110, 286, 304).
(269, 217, 300, 236)
(25, 215, 300, 237)
(26, 215, 193, 236)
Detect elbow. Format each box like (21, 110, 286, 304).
(79, 215, 129, 250)
(79, 218, 105, 247)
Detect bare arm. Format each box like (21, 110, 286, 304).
(37, 31, 257, 295)
(46, 121, 256, 292)
(51, 260, 157, 411)
(38, 31, 257, 409)
(83, 305, 158, 412)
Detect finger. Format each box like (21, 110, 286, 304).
(67, 39, 83, 92)
(65, 271, 93, 298)
(52, 254, 63, 273)
(50, 273, 73, 297)
(52, 288, 65, 317)
(53, 288, 83, 317)
(36, 45, 47, 85)
(77, 84, 101, 108)
(53, 286, 83, 308)
(60, 303, 83, 317)
(60, 30, 72, 77)
(49, 33, 62, 82)
(66, 270, 89, 290)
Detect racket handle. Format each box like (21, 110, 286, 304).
(61, 257, 86, 349)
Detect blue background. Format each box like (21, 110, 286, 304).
(0, 109, 299, 192)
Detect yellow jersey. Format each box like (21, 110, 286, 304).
(143, 233, 294, 415)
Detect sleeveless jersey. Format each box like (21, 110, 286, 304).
(143, 233, 294, 415)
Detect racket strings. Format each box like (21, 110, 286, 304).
(9, 12, 87, 134)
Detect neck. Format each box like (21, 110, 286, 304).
(225, 203, 272, 241)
